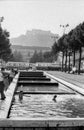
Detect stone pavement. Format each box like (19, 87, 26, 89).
(0, 73, 19, 118)
(46, 71, 84, 90)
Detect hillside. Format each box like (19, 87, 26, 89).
(11, 29, 59, 47)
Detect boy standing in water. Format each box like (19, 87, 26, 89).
(19, 85, 23, 101)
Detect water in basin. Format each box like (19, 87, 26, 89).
(9, 94, 84, 118)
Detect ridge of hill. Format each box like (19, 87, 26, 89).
(11, 29, 59, 47)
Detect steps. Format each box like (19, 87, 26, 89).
(19, 71, 44, 77)
(18, 71, 59, 87)
(18, 81, 58, 86)
(19, 77, 51, 81)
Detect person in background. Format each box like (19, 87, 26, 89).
(14, 68, 18, 75)
(0, 68, 6, 100)
(72, 66, 77, 74)
(1, 67, 9, 90)
(9, 68, 15, 84)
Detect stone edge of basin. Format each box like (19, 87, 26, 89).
(0, 72, 20, 119)
(44, 71, 84, 96)
(0, 118, 84, 127)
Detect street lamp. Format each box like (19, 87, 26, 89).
(60, 24, 69, 35)
(0, 16, 4, 28)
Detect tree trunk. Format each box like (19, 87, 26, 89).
(78, 47, 82, 74)
(62, 51, 64, 71)
(65, 50, 67, 72)
(73, 50, 75, 66)
(68, 52, 71, 73)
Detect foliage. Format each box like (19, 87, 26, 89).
(10, 50, 23, 62)
(29, 50, 54, 63)
(51, 21, 84, 73)
(51, 41, 60, 54)
(0, 27, 12, 62)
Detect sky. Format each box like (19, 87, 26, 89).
(0, 0, 84, 38)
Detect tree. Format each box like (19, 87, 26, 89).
(73, 23, 84, 74)
(43, 51, 54, 62)
(57, 34, 69, 72)
(51, 21, 84, 74)
(0, 27, 12, 62)
(29, 50, 38, 63)
(12, 50, 23, 62)
(52, 41, 60, 55)
(29, 50, 54, 63)
(51, 41, 60, 63)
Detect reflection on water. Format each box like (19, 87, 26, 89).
(9, 94, 84, 118)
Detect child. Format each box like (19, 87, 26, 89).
(19, 85, 23, 100)
(52, 95, 57, 102)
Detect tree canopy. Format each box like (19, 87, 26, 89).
(51, 21, 84, 73)
(0, 26, 12, 62)
(29, 50, 54, 63)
